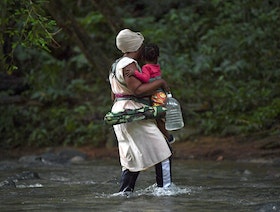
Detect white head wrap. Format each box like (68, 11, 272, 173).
(116, 29, 144, 53)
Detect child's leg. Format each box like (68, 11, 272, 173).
(156, 118, 170, 139)
(153, 91, 175, 143)
(156, 119, 175, 144)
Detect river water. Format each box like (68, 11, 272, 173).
(0, 158, 279, 211)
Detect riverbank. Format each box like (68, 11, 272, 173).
(1, 134, 279, 163)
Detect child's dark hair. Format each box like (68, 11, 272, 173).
(143, 43, 159, 62)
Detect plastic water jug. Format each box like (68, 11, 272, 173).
(165, 93, 184, 130)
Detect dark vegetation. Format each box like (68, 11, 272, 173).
(0, 0, 279, 149)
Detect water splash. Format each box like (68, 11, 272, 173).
(99, 183, 191, 198)
(17, 183, 43, 188)
(136, 183, 191, 197)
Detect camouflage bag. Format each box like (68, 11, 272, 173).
(104, 105, 166, 125)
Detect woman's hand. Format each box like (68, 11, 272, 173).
(161, 80, 170, 93)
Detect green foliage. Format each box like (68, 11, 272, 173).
(0, 0, 57, 73)
(131, 0, 280, 136)
(1, 34, 111, 148)
(1, 0, 279, 149)
(0, 104, 105, 148)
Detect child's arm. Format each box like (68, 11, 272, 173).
(134, 66, 151, 83)
(125, 66, 151, 83)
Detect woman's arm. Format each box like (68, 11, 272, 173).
(123, 62, 169, 97)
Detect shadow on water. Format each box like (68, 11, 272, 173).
(0, 159, 280, 212)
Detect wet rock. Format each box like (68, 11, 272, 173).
(18, 148, 87, 166)
(264, 170, 280, 180)
(243, 169, 252, 175)
(0, 161, 19, 171)
(0, 171, 40, 188)
(0, 179, 16, 188)
(13, 171, 40, 181)
(40, 152, 67, 165)
(58, 149, 87, 162)
(256, 203, 279, 212)
(70, 156, 85, 163)
(216, 155, 224, 161)
(19, 155, 42, 164)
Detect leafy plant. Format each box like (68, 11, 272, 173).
(0, 0, 279, 149)
(0, 0, 58, 74)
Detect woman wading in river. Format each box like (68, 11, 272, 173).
(108, 29, 173, 192)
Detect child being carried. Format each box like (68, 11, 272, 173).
(126, 43, 175, 144)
